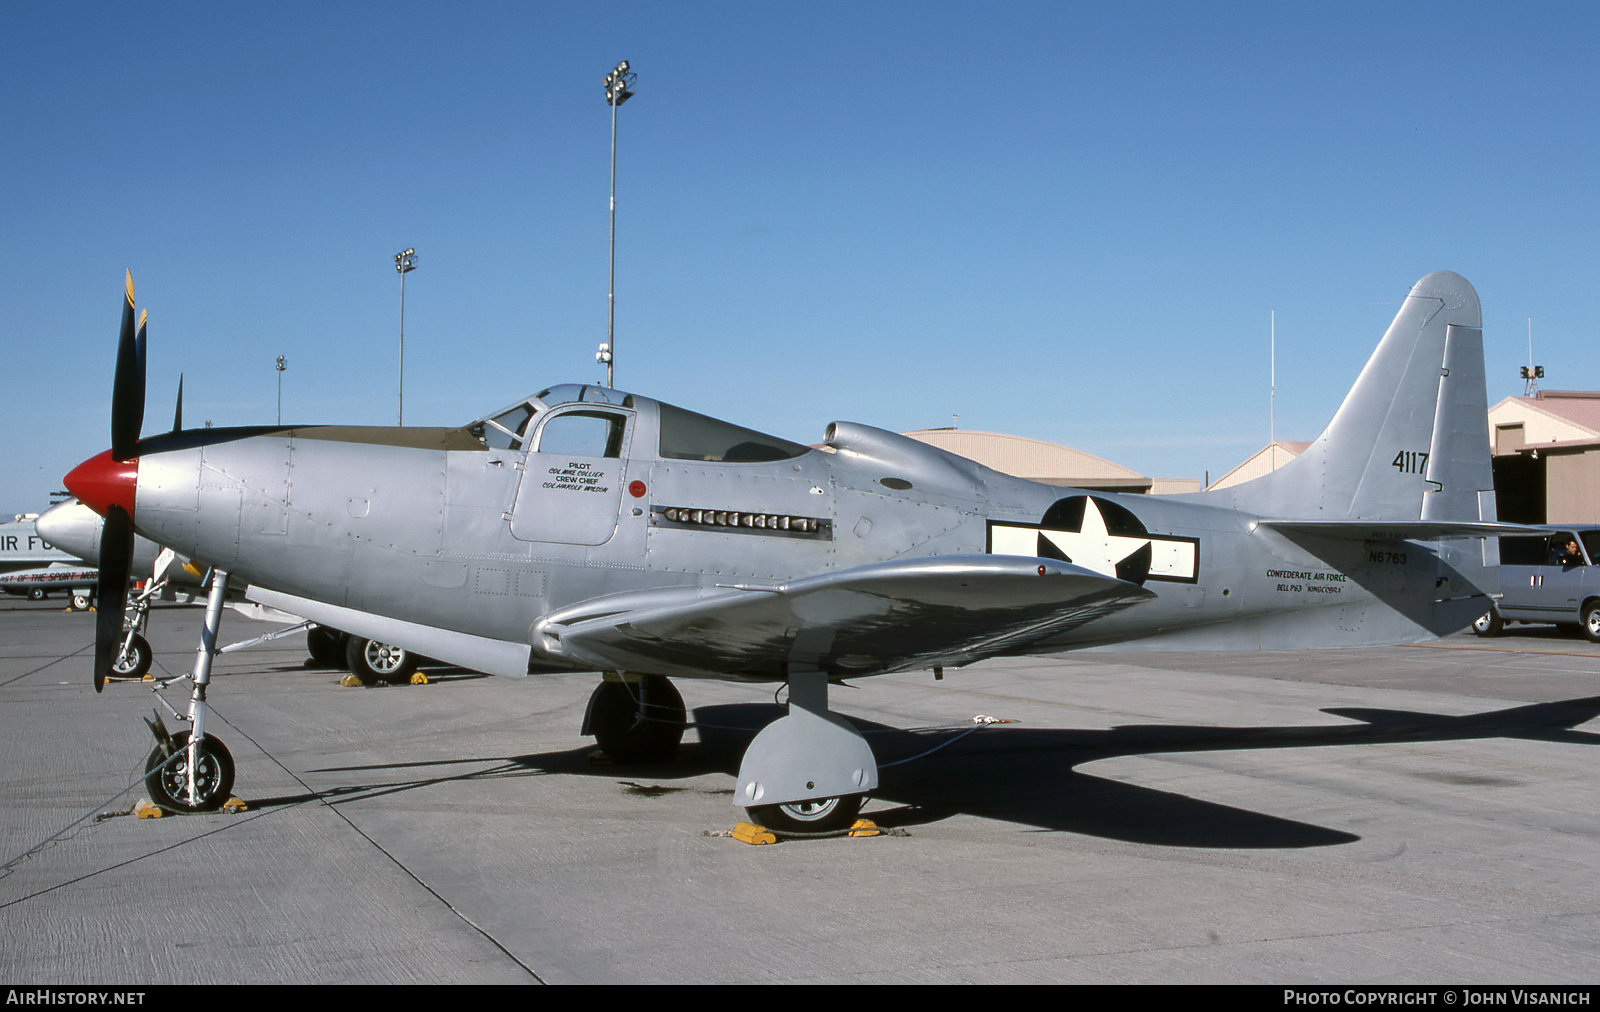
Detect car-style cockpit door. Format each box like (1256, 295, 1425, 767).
(509, 407, 632, 546)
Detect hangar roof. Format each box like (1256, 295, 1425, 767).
(901, 429, 1151, 492)
(1489, 391, 1600, 453)
(1208, 440, 1311, 490)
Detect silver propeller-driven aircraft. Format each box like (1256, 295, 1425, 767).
(64, 271, 1522, 827)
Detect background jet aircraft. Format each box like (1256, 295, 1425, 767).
(0, 508, 98, 606)
(64, 271, 1522, 828)
(36, 499, 169, 579)
(0, 510, 78, 574)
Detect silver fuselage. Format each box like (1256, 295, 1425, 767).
(119, 388, 1482, 680)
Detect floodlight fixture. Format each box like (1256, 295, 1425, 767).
(275, 355, 287, 425)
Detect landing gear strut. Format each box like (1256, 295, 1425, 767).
(736, 670, 876, 833)
(109, 551, 176, 682)
(583, 673, 686, 761)
(141, 569, 235, 813)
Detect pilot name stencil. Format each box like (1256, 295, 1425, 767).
(542, 462, 612, 494)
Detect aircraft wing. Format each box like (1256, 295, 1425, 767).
(1258, 519, 1546, 541)
(246, 585, 534, 678)
(536, 555, 1155, 680)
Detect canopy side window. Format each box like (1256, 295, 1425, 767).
(535, 385, 631, 408)
(535, 410, 629, 459)
(657, 402, 809, 462)
(470, 403, 538, 450)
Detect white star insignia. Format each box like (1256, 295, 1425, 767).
(1037, 496, 1151, 579)
(988, 496, 1199, 584)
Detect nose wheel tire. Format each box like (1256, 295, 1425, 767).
(27, 588, 45, 601)
(345, 636, 417, 685)
(1472, 609, 1502, 637)
(747, 793, 865, 834)
(144, 731, 235, 813)
(110, 633, 152, 680)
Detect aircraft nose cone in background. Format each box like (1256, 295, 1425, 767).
(34, 499, 105, 560)
(63, 450, 138, 520)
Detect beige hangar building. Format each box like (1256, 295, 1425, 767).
(1199, 390, 1600, 524)
(900, 429, 1202, 496)
(909, 389, 1600, 524)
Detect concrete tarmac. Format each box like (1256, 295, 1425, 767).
(2, 596, 1598, 984)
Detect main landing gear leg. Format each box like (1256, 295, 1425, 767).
(736, 670, 877, 833)
(143, 569, 235, 812)
(583, 672, 686, 761)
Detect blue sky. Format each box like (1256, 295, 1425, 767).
(4, 2, 1599, 515)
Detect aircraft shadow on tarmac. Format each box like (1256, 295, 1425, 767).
(285, 694, 1600, 850)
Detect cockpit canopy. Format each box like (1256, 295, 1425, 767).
(469, 385, 628, 451)
(468, 385, 810, 462)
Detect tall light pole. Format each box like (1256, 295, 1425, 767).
(394, 247, 416, 424)
(599, 60, 635, 388)
(275, 355, 287, 425)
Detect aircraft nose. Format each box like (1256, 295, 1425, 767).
(35, 500, 83, 545)
(63, 450, 138, 520)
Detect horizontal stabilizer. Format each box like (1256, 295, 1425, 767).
(536, 554, 1155, 680)
(1259, 519, 1547, 541)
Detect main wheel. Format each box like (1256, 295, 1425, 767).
(306, 625, 348, 667)
(1472, 608, 1502, 637)
(144, 731, 235, 813)
(1582, 601, 1600, 644)
(586, 675, 686, 761)
(27, 588, 45, 601)
(345, 636, 417, 684)
(70, 592, 92, 611)
(110, 633, 152, 680)
(747, 794, 865, 834)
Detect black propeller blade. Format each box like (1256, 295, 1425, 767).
(110, 271, 145, 461)
(96, 271, 147, 690)
(93, 504, 135, 693)
(172, 373, 183, 433)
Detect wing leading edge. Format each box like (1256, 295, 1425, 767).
(535, 555, 1155, 680)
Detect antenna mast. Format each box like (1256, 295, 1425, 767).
(1269, 310, 1276, 468)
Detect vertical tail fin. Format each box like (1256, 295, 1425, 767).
(1209, 272, 1494, 524)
